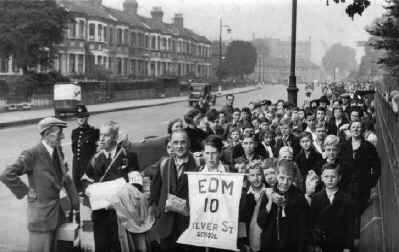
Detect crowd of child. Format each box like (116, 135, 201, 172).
(147, 87, 380, 252)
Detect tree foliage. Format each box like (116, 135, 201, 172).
(223, 40, 257, 78)
(0, 0, 71, 73)
(322, 43, 357, 78)
(367, 0, 399, 84)
(325, 0, 371, 18)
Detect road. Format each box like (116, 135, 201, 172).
(0, 84, 320, 251)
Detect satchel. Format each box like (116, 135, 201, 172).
(161, 158, 189, 216)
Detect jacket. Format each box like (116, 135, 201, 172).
(0, 142, 79, 232)
(295, 148, 324, 177)
(310, 189, 355, 250)
(150, 154, 198, 239)
(257, 186, 309, 252)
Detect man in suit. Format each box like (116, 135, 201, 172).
(220, 94, 235, 122)
(71, 104, 99, 193)
(275, 120, 301, 157)
(0, 117, 79, 252)
(150, 130, 198, 252)
(82, 120, 140, 252)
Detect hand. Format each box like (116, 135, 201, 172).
(271, 192, 287, 207)
(306, 171, 319, 195)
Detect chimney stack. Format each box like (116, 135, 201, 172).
(173, 13, 184, 30)
(123, 0, 138, 16)
(151, 6, 164, 23)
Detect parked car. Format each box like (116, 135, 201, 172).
(54, 82, 82, 117)
(188, 82, 216, 106)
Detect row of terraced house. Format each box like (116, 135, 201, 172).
(0, 0, 213, 80)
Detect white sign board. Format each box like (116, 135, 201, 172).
(86, 178, 126, 210)
(54, 83, 81, 101)
(177, 172, 243, 251)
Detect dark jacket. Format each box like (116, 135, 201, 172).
(295, 148, 324, 177)
(339, 138, 381, 196)
(232, 144, 268, 161)
(310, 190, 355, 250)
(0, 142, 79, 232)
(71, 124, 99, 191)
(150, 154, 198, 239)
(257, 186, 309, 252)
(274, 134, 301, 157)
(326, 118, 348, 136)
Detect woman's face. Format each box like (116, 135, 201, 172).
(350, 121, 362, 138)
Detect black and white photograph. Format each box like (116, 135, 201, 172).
(0, 0, 396, 251)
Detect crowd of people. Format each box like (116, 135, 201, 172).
(0, 85, 381, 252)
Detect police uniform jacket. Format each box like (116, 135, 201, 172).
(0, 142, 79, 232)
(72, 124, 99, 172)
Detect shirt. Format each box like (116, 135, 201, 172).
(103, 147, 117, 160)
(174, 156, 189, 178)
(247, 184, 265, 202)
(42, 140, 54, 157)
(326, 189, 338, 204)
(201, 162, 226, 173)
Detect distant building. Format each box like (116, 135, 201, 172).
(0, 0, 212, 80)
(251, 37, 323, 84)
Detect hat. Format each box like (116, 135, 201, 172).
(318, 95, 330, 105)
(76, 104, 89, 118)
(128, 171, 143, 186)
(37, 117, 67, 134)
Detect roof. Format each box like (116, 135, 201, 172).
(59, 0, 211, 44)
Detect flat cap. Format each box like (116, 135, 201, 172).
(37, 117, 67, 134)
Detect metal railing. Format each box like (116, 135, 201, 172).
(374, 92, 399, 252)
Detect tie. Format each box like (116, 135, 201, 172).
(52, 149, 62, 182)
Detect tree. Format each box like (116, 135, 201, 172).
(224, 40, 257, 79)
(0, 0, 71, 74)
(356, 39, 384, 82)
(325, 0, 371, 18)
(367, 1, 399, 87)
(322, 43, 357, 80)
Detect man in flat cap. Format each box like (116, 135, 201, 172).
(71, 104, 99, 193)
(0, 117, 79, 252)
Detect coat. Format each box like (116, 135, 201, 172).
(0, 142, 79, 232)
(71, 124, 99, 191)
(257, 186, 309, 252)
(274, 134, 301, 157)
(310, 190, 355, 250)
(339, 138, 381, 195)
(294, 148, 324, 177)
(326, 118, 348, 136)
(150, 154, 198, 239)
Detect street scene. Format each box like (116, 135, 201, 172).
(0, 0, 398, 252)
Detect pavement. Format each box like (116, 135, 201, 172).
(0, 85, 260, 129)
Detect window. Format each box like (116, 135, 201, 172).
(151, 36, 156, 49)
(78, 55, 84, 73)
(0, 57, 8, 73)
(109, 27, 113, 44)
(78, 20, 85, 39)
(69, 54, 76, 73)
(70, 23, 76, 38)
(89, 23, 95, 40)
(162, 38, 167, 49)
(97, 55, 102, 65)
(117, 58, 122, 74)
(117, 28, 122, 45)
(104, 26, 108, 42)
(123, 29, 128, 45)
(98, 24, 102, 41)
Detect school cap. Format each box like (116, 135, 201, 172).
(37, 117, 67, 134)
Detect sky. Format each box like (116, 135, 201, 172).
(102, 0, 387, 65)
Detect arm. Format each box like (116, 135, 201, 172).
(257, 193, 275, 228)
(0, 150, 34, 199)
(150, 161, 162, 209)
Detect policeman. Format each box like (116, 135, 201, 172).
(71, 104, 99, 193)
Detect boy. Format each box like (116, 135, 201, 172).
(262, 158, 278, 188)
(295, 131, 324, 177)
(310, 163, 354, 252)
(257, 160, 309, 252)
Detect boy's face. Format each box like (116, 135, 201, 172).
(235, 163, 247, 174)
(263, 134, 272, 144)
(298, 111, 305, 120)
(231, 131, 240, 141)
(316, 127, 326, 141)
(232, 111, 241, 121)
(280, 124, 290, 136)
(325, 145, 338, 161)
(316, 110, 325, 121)
(243, 128, 254, 137)
(242, 137, 256, 155)
(300, 137, 312, 151)
(321, 169, 341, 189)
(248, 168, 264, 188)
(252, 119, 260, 129)
(263, 168, 277, 187)
(260, 122, 269, 131)
(276, 167, 294, 193)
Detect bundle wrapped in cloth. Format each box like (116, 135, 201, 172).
(86, 178, 127, 210)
